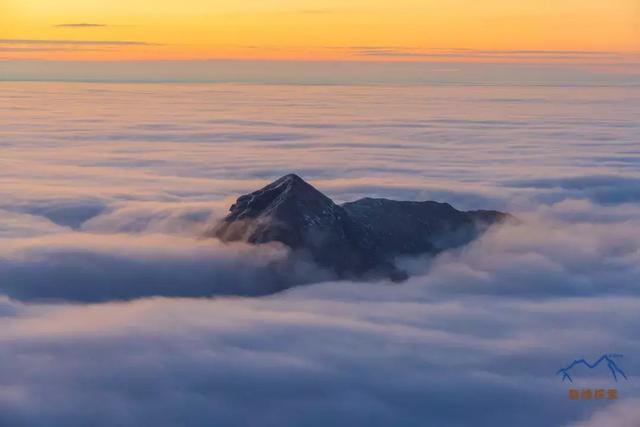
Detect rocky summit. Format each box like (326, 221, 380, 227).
(208, 174, 509, 281)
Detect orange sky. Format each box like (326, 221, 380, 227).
(1, 0, 639, 62)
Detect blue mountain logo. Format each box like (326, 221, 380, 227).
(557, 354, 629, 383)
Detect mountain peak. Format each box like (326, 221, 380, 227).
(276, 173, 305, 185)
(208, 174, 509, 283)
(209, 174, 346, 251)
(260, 173, 308, 195)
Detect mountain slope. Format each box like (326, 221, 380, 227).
(209, 174, 509, 281)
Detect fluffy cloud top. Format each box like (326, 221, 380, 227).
(0, 82, 638, 426)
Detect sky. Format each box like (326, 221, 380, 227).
(1, 3, 639, 426)
(1, 0, 639, 62)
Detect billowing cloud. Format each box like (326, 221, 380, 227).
(0, 82, 638, 425)
(1, 202, 639, 302)
(0, 291, 638, 426)
(568, 398, 640, 427)
(0, 231, 338, 302)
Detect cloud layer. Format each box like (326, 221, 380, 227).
(0, 82, 638, 426)
(0, 291, 639, 426)
(2, 60, 639, 85)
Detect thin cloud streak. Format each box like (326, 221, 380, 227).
(0, 39, 157, 46)
(298, 9, 333, 14)
(348, 47, 625, 61)
(54, 23, 107, 28)
(0, 47, 109, 52)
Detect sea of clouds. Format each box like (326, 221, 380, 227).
(0, 82, 639, 426)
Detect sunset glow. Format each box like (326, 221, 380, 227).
(2, 0, 639, 62)
(2, 0, 640, 425)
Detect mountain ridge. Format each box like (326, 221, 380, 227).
(208, 174, 509, 281)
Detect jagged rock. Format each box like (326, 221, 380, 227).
(208, 174, 509, 281)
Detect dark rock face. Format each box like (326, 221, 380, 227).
(208, 174, 509, 281)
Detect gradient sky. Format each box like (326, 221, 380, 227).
(1, 0, 639, 62)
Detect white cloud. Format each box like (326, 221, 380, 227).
(568, 398, 640, 427)
(0, 82, 638, 425)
